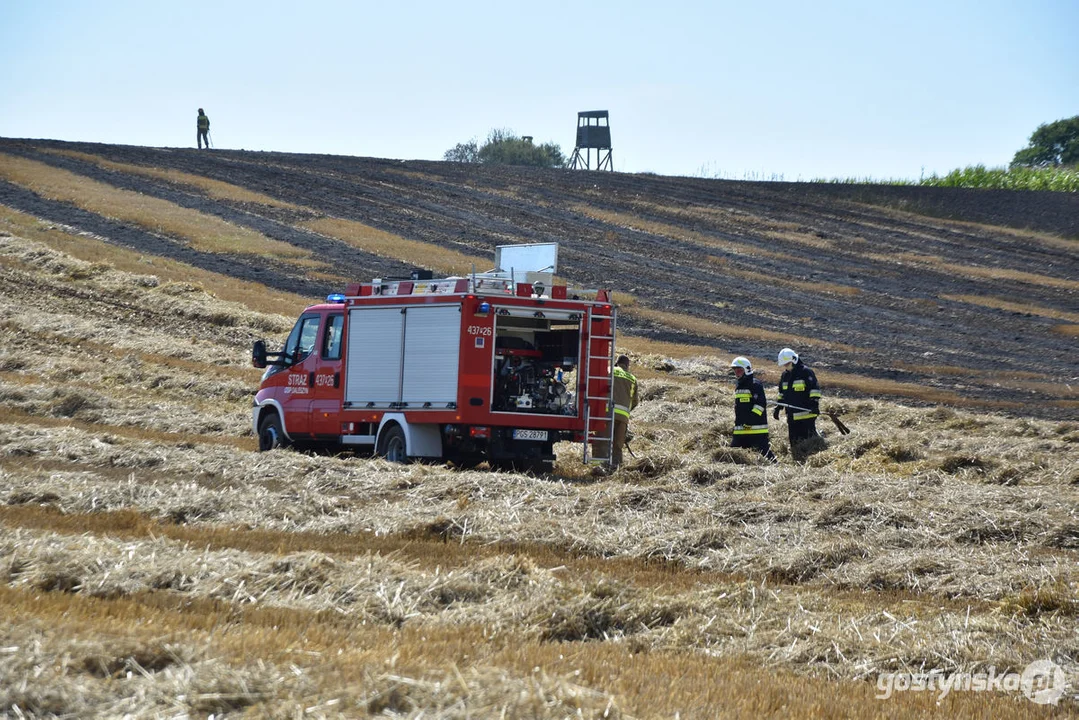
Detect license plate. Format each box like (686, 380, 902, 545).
(512, 429, 548, 441)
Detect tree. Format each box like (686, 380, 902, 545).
(444, 129, 566, 168)
(1011, 116, 1079, 168)
(443, 140, 479, 163)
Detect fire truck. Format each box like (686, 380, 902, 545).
(251, 244, 618, 471)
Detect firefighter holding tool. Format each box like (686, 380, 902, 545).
(197, 108, 211, 149)
(774, 347, 823, 459)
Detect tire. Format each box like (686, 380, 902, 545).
(449, 454, 486, 470)
(257, 412, 290, 451)
(491, 458, 553, 475)
(520, 458, 555, 475)
(377, 424, 409, 463)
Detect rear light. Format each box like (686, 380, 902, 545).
(469, 426, 489, 439)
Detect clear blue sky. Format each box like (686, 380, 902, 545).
(2, 1, 1076, 180)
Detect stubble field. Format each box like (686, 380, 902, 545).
(0, 141, 1077, 717)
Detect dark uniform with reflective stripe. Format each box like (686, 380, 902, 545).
(776, 360, 821, 446)
(732, 373, 776, 462)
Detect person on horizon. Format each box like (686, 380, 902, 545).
(774, 347, 823, 460)
(728, 357, 777, 463)
(197, 108, 211, 149)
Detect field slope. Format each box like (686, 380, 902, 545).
(0, 140, 1076, 717)
(1, 137, 1077, 418)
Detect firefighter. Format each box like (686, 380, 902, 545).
(773, 347, 823, 459)
(728, 357, 777, 463)
(609, 354, 639, 470)
(197, 108, 211, 149)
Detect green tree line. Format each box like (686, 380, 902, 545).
(920, 116, 1079, 191)
(1011, 115, 1079, 168)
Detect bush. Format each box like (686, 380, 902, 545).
(445, 129, 566, 168)
(443, 140, 479, 163)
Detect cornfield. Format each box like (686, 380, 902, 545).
(920, 164, 1079, 192)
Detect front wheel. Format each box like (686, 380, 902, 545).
(258, 412, 290, 451)
(377, 424, 408, 463)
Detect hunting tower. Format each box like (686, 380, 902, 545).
(569, 110, 612, 171)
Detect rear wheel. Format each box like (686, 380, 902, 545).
(519, 458, 555, 474)
(515, 462, 556, 479)
(377, 424, 408, 463)
(490, 457, 554, 475)
(449, 454, 486, 470)
(258, 412, 290, 451)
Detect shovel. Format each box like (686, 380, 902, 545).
(775, 402, 851, 435)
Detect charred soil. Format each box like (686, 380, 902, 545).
(1, 138, 1076, 418)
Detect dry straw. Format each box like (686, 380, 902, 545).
(0, 227, 1076, 716)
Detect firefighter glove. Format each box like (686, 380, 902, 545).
(772, 406, 780, 420)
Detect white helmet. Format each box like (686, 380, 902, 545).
(777, 348, 798, 366)
(729, 356, 753, 375)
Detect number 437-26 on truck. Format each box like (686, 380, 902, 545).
(251, 243, 619, 473)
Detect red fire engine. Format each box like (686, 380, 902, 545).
(251, 244, 617, 471)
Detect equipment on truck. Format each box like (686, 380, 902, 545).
(250, 243, 619, 472)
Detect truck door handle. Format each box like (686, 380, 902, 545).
(308, 372, 315, 387)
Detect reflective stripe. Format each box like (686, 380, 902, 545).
(752, 405, 764, 416)
(614, 404, 631, 418)
(809, 390, 822, 398)
(793, 381, 806, 391)
(734, 424, 769, 435)
(793, 412, 817, 420)
(734, 391, 752, 397)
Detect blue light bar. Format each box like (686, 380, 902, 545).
(326, 293, 346, 303)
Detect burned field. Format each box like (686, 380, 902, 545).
(0, 141, 1077, 717)
(0, 137, 1077, 418)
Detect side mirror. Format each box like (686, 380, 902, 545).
(252, 340, 267, 368)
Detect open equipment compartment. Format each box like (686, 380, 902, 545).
(491, 308, 581, 415)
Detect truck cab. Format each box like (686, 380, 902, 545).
(253, 303, 345, 449)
